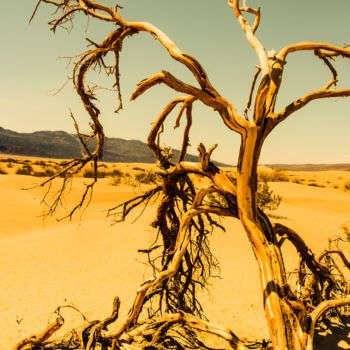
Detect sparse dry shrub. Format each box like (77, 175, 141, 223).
(258, 168, 290, 182)
(344, 182, 350, 192)
(111, 176, 121, 186)
(0, 166, 8, 174)
(33, 168, 56, 177)
(52, 163, 62, 171)
(205, 192, 229, 209)
(33, 160, 47, 166)
(134, 171, 160, 185)
(307, 183, 325, 188)
(83, 168, 107, 178)
(257, 181, 282, 211)
(82, 169, 94, 178)
(0, 157, 18, 163)
(110, 168, 124, 177)
(15, 164, 33, 175)
(110, 168, 125, 186)
(32, 171, 48, 177)
(341, 222, 350, 241)
(207, 181, 282, 212)
(132, 166, 145, 171)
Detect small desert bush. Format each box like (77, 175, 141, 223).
(6, 162, 13, 168)
(110, 168, 125, 186)
(111, 176, 122, 186)
(0, 157, 19, 164)
(15, 164, 34, 175)
(32, 171, 48, 177)
(258, 168, 290, 182)
(207, 181, 282, 212)
(110, 168, 124, 177)
(52, 163, 62, 171)
(45, 168, 55, 176)
(83, 169, 107, 178)
(134, 171, 160, 184)
(307, 183, 325, 188)
(344, 182, 350, 192)
(0, 166, 8, 174)
(206, 192, 229, 209)
(133, 166, 145, 171)
(32, 168, 56, 177)
(33, 160, 47, 166)
(341, 222, 350, 241)
(257, 181, 282, 211)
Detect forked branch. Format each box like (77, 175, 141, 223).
(228, 0, 268, 74)
(271, 88, 350, 124)
(269, 42, 350, 125)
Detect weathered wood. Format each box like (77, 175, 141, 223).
(20, 1, 350, 349)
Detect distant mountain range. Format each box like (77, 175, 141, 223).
(264, 163, 350, 171)
(0, 127, 206, 164)
(0, 127, 349, 171)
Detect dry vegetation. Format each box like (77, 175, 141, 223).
(9, 0, 350, 349)
(2, 158, 350, 192)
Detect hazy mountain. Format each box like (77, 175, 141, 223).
(1, 127, 348, 170)
(0, 127, 211, 164)
(264, 163, 350, 171)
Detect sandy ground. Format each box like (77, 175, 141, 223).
(1, 161, 350, 349)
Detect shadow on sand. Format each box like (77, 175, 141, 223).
(314, 316, 350, 349)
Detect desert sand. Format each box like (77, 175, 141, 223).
(0, 159, 350, 349)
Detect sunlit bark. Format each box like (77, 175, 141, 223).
(16, 1, 350, 349)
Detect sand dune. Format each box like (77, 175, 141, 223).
(1, 166, 349, 349)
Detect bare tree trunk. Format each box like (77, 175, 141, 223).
(236, 128, 303, 350)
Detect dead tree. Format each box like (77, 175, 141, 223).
(17, 1, 350, 349)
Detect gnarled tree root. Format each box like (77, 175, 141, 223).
(14, 316, 64, 350)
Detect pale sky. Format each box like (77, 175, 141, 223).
(1, 1, 350, 165)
